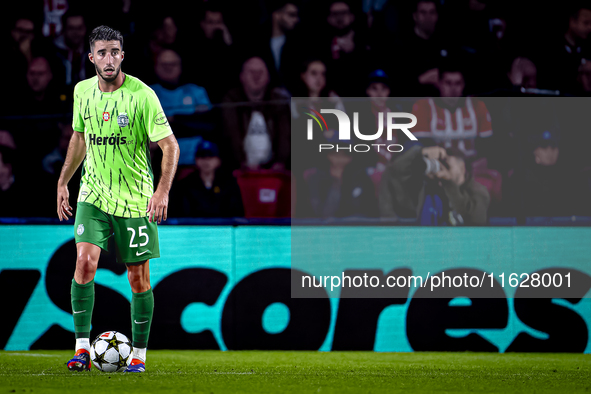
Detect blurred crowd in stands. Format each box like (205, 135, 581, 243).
(2, 0, 591, 224)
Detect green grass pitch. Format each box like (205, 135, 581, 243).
(0, 351, 590, 393)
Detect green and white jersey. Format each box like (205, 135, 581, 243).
(72, 74, 172, 218)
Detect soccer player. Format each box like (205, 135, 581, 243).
(56, 26, 180, 373)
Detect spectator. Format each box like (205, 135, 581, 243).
(20, 57, 68, 113)
(301, 58, 328, 98)
(290, 58, 346, 174)
(321, 0, 368, 96)
(2, 17, 39, 91)
(41, 121, 81, 208)
(42, 0, 69, 38)
(506, 57, 537, 90)
(258, 1, 300, 89)
(290, 58, 346, 114)
(171, 141, 244, 218)
(4, 14, 64, 90)
(42, 121, 72, 175)
(151, 15, 179, 55)
(10, 57, 67, 176)
(53, 10, 93, 87)
(411, 64, 493, 160)
(366, 69, 391, 105)
(293, 58, 343, 101)
(448, 0, 494, 56)
(150, 49, 211, 117)
(363, 0, 407, 39)
(379, 145, 490, 225)
(94, 0, 136, 36)
(299, 145, 378, 218)
(221, 56, 291, 170)
(391, 0, 451, 96)
(126, 14, 184, 84)
(364, 68, 396, 145)
(200, 3, 232, 46)
(0, 131, 23, 217)
(577, 58, 591, 93)
(473, 10, 521, 94)
(192, 3, 236, 103)
(537, 4, 591, 93)
(360, 69, 398, 189)
(505, 128, 591, 220)
(10, 17, 37, 64)
(487, 56, 539, 95)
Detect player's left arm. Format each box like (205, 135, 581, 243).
(147, 134, 179, 224)
(143, 89, 180, 224)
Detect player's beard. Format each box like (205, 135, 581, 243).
(96, 63, 122, 83)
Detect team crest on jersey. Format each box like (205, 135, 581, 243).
(103, 112, 110, 121)
(77, 224, 85, 236)
(117, 113, 129, 127)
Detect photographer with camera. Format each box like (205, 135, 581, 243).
(379, 144, 490, 225)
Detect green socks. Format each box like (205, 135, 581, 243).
(71, 279, 154, 349)
(131, 288, 154, 349)
(71, 279, 95, 339)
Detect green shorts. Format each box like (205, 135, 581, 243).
(74, 202, 160, 264)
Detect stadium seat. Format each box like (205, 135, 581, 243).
(233, 169, 291, 218)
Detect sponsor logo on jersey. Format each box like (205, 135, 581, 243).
(117, 113, 129, 127)
(88, 133, 127, 146)
(154, 111, 168, 126)
(77, 224, 85, 235)
(103, 112, 110, 121)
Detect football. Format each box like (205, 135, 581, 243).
(90, 331, 133, 372)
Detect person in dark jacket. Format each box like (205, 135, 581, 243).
(504, 129, 591, 221)
(172, 141, 244, 218)
(379, 144, 490, 225)
(297, 132, 378, 219)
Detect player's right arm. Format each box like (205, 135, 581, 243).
(57, 83, 87, 221)
(57, 132, 86, 221)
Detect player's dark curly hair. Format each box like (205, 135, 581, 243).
(89, 25, 123, 52)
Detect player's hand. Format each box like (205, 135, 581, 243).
(57, 184, 73, 221)
(147, 189, 169, 224)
